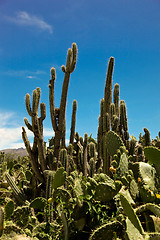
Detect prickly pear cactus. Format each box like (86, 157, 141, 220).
(105, 131, 124, 156)
(94, 175, 122, 202)
(144, 146, 160, 177)
(52, 167, 66, 190)
(89, 221, 124, 240)
(120, 194, 144, 235)
(118, 152, 128, 176)
(138, 162, 157, 192)
(5, 199, 14, 220)
(144, 146, 160, 165)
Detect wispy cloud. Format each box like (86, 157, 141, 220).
(1, 69, 47, 80)
(7, 11, 53, 34)
(0, 111, 54, 150)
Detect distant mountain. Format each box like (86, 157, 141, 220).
(0, 148, 28, 158)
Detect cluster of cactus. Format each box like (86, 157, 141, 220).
(0, 152, 7, 181)
(97, 57, 129, 175)
(2, 43, 160, 239)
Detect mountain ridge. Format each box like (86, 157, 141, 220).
(0, 147, 28, 157)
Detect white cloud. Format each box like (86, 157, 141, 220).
(0, 111, 54, 150)
(2, 69, 47, 80)
(0, 112, 14, 127)
(7, 11, 53, 34)
(27, 76, 35, 79)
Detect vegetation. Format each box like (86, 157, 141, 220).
(1, 43, 160, 239)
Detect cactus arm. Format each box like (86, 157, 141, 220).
(83, 133, 88, 177)
(113, 83, 120, 117)
(22, 127, 44, 183)
(70, 42, 77, 73)
(24, 117, 33, 132)
(25, 93, 33, 117)
(40, 102, 46, 121)
(143, 128, 151, 146)
(104, 57, 114, 115)
(70, 99, 77, 144)
(22, 127, 32, 156)
(120, 100, 128, 132)
(49, 67, 57, 131)
(5, 173, 26, 205)
(59, 43, 77, 132)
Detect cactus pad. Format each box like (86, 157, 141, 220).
(105, 131, 124, 156)
(120, 194, 144, 235)
(144, 146, 160, 165)
(89, 221, 124, 240)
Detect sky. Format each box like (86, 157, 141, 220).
(0, 0, 160, 149)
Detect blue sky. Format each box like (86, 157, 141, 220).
(0, 0, 160, 149)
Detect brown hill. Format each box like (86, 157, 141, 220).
(0, 148, 28, 158)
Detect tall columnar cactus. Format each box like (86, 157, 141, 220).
(44, 170, 55, 222)
(120, 100, 129, 146)
(22, 87, 46, 183)
(83, 133, 88, 177)
(49, 43, 77, 159)
(5, 173, 27, 205)
(97, 57, 129, 175)
(104, 57, 114, 115)
(113, 83, 120, 117)
(70, 99, 77, 145)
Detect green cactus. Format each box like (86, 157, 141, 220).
(105, 130, 124, 156)
(49, 43, 77, 159)
(70, 99, 77, 145)
(52, 167, 66, 190)
(144, 146, 160, 175)
(138, 162, 157, 192)
(104, 57, 114, 115)
(5, 199, 14, 220)
(94, 175, 122, 202)
(89, 221, 124, 240)
(136, 203, 160, 218)
(23, 87, 46, 173)
(5, 172, 27, 205)
(89, 158, 95, 178)
(30, 197, 47, 209)
(83, 133, 88, 177)
(120, 193, 144, 235)
(113, 83, 120, 117)
(12, 206, 30, 228)
(57, 205, 68, 240)
(59, 149, 68, 173)
(143, 128, 151, 146)
(44, 170, 55, 222)
(0, 206, 4, 237)
(118, 152, 128, 176)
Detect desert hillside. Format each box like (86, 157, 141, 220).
(0, 147, 28, 158)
